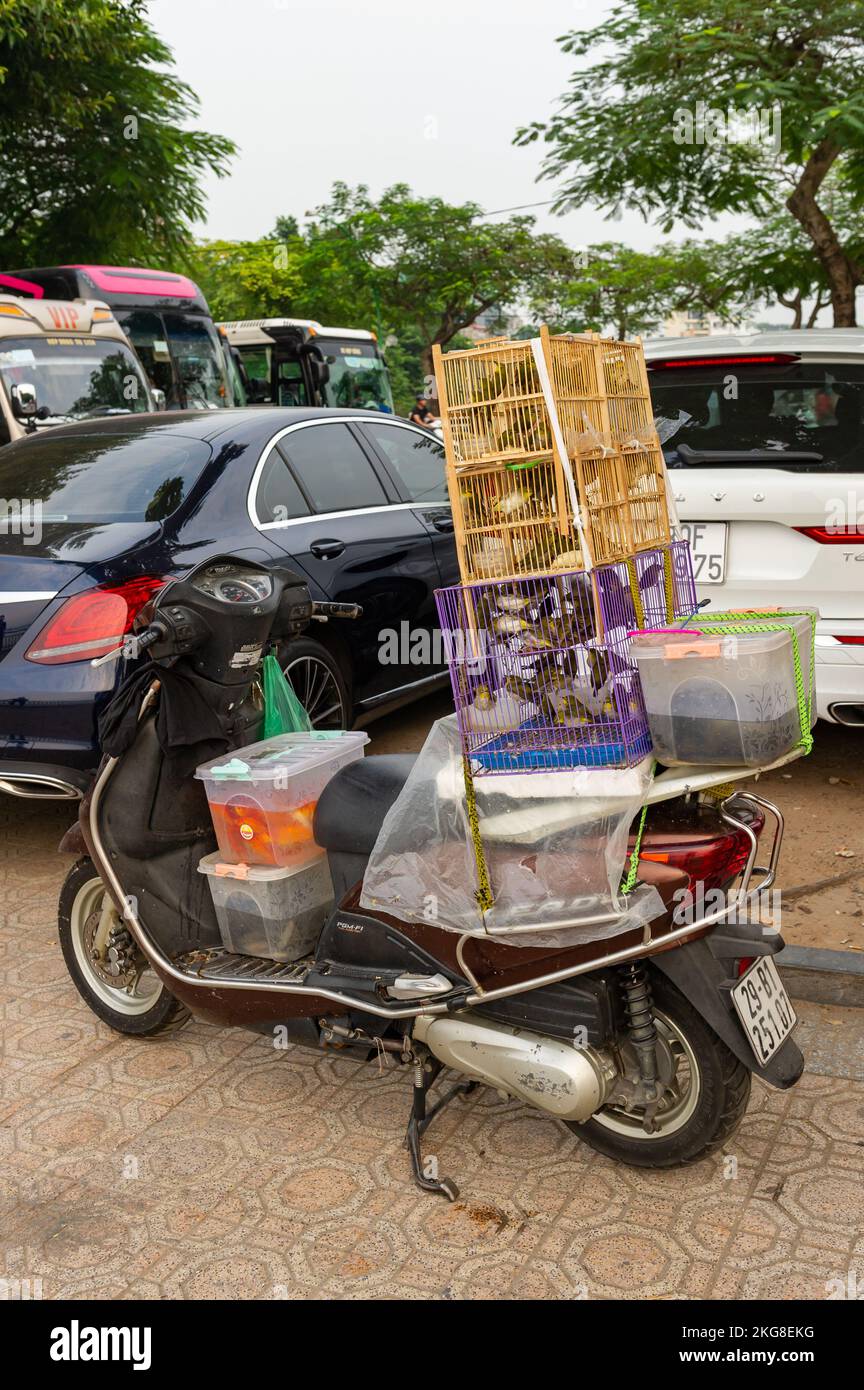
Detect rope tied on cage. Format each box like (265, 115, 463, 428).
(462, 754, 495, 913)
(620, 760, 656, 895)
(626, 556, 646, 628)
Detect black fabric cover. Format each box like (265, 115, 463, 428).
(98, 664, 232, 779)
(313, 754, 416, 855)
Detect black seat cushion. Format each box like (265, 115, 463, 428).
(314, 754, 416, 855)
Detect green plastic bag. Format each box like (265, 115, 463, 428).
(262, 653, 312, 738)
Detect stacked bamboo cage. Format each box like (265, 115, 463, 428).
(433, 326, 692, 774)
(433, 325, 670, 580)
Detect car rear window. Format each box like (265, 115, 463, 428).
(649, 361, 864, 472)
(0, 432, 212, 522)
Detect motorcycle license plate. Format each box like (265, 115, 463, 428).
(731, 957, 796, 1065)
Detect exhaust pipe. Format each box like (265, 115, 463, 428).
(828, 702, 864, 727)
(413, 1014, 615, 1122)
(0, 772, 82, 800)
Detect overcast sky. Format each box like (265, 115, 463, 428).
(148, 0, 751, 253)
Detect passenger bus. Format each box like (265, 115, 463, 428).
(0, 266, 244, 410)
(219, 318, 394, 413)
(0, 294, 154, 446)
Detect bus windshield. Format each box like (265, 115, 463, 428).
(319, 340, 394, 412)
(0, 336, 152, 423)
(115, 309, 232, 410)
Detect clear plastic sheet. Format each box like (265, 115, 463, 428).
(360, 716, 665, 948)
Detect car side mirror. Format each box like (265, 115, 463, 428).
(10, 381, 38, 419)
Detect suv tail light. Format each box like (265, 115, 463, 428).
(25, 577, 166, 665)
(637, 812, 764, 898)
(794, 526, 864, 544)
(648, 353, 799, 371)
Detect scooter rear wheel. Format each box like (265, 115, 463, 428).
(570, 971, 751, 1167)
(58, 858, 189, 1037)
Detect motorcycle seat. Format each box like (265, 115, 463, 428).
(314, 754, 416, 856)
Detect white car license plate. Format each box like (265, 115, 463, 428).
(731, 957, 796, 1065)
(679, 521, 727, 583)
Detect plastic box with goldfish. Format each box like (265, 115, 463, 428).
(196, 731, 369, 868)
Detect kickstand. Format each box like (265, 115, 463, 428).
(405, 1055, 477, 1201)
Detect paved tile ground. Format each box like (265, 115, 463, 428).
(1, 789, 863, 1301)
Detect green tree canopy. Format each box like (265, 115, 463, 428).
(0, 0, 235, 266)
(192, 184, 575, 404)
(516, 1, 864, 325)
(304, 183, 573, 378)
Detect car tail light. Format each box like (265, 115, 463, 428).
(794, 526, 864, 544)
(25, 577, 165, 665)
(638, 815, 764, 898)
(835, 635, 864, 645)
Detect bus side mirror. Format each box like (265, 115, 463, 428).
(10, 382, 38, 419)
(308, 354, 330, 390)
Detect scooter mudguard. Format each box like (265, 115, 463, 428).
(651, 933, 804, 1088)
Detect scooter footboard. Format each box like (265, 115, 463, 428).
(651, 932, 804, 1088)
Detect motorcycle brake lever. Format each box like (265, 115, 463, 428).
(90, 624, 164, 668)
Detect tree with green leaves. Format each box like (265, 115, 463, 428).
(304, 183, 573, 379)
(525, 237, 760, 340)
(193, 237, 308, 321)
(516, 2, 864, 325)
(0, 0, 235, 266)
(526, 242, 678, 339)
(193, 186, 575, 403)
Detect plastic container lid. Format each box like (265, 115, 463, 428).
(629, 628, 793, 659)
(195, 730, 369, 784)
(197, 849, 327, 881)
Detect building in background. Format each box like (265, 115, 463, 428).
(662, 309, 760, 339)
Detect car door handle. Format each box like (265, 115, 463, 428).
(310, 538, 345, 559)
(432, 515, 454, 533)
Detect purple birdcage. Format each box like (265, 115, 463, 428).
(435, 570, 651, 774)
(434, 541, 696, 775)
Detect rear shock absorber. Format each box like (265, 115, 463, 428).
(619, 962, 659, 1103)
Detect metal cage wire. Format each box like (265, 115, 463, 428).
(435, 541, 697, 774)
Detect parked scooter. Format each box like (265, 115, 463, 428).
(58, 555, 803, 1198)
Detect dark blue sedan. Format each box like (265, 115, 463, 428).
(0, 408, 458, 800)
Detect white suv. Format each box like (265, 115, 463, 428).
(644, 330, 864, 725)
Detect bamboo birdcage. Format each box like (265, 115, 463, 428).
(433, 327, 670, 583)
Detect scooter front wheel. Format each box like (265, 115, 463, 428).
(571, 971, 751, 1168)
(58, 858, 189, 1037)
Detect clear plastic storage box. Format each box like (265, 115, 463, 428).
(698, 609, 818, 727)
(198, 851, 334, 961)
(629, 627, 805, 767)
(196, 731, 369, 868)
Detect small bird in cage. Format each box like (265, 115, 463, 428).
(494, 590, 532, 614)
(492, 486, 539, 518)
(490, 614, 553, 650)
(554, 692, 593, 726)
(550, 549, 583, 572)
